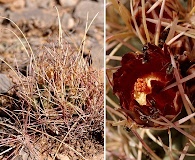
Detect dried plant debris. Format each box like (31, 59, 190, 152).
(0, 24, 103, 160)
(106, 0, 195, 159)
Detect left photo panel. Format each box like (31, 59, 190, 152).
(0, 0, 104, 159)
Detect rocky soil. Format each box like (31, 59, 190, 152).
(0, 0, 104, 70)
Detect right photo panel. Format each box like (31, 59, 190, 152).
(106, 0, 195, 159)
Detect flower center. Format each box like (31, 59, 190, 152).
(134, 76, 159, 105)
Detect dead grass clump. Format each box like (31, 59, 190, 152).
(0, 31, 103, 159)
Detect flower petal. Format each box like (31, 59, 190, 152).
(113, 43, 182, 127)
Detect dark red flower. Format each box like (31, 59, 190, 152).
(113, 43, 182, 127)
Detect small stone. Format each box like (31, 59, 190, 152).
(10, 0, 25, 11)
(8, 8, 56, 29)
(0, 0, 15, 3)
(58, 0, 79, 7)
(57, 154, 70, 160)
(90, 44, 104, 69)
(74, 1, 104, 27)
(0, 74, 13, 93)
(61, 13, 75, 30)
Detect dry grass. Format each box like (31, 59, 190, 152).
(106, 0, 195, 159)
(0, 11, 104, 160)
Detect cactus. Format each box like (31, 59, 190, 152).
(0, 13, 104, 159)
(106, 0, 195, 159)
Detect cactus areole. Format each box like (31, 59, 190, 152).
(113, 43, 182, 127)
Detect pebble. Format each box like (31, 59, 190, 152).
(61, 13, 75, 30)
(74, 1, 104, 27)
(57, 154, 70, 160)
(0, 74, 13, 93)
(10, 0, 25, 11)
(58, 0, 79, 7)
(0, 0, 15, 3)
(90, 44, 104, 69)
(8, 8, 56, 29)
